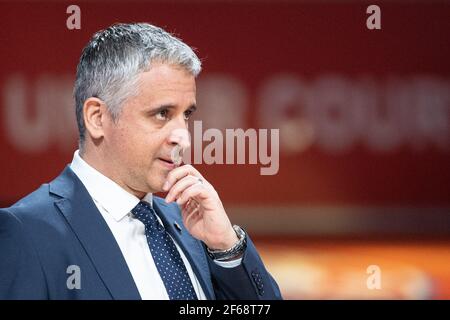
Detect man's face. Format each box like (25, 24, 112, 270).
(101, 62, 196, 198)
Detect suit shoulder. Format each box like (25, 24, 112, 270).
(2, 183, 59, 223)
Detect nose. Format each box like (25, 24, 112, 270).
(168, 127, 191, 165)
(168, 127, 191, 150)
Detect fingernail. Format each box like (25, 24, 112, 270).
(163, 181, 169, 191)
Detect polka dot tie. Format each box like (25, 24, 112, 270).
(132, 201, 198, 300)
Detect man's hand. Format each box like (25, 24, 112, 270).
(163, 165, 239, 251)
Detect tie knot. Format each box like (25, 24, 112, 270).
(132, 201, 162, 231)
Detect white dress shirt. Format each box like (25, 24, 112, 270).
(69, 150, 240, 300)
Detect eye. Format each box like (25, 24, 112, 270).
(184, 107, 197, 121)
(183, 109, 193, 121)
(155, 109, 169, 121)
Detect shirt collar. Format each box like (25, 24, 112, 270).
(69, 150, 153, 222)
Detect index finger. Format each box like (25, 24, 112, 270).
(162, 164, 204, 191)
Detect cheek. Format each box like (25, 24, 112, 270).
(109, 128, 144, 164)
(111, 119, 167, 165)
(126, 130, 164, 163)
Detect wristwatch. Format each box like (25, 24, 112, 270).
(206, 225, 247, 261)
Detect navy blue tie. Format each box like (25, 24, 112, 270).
(132, 201, 198, 300)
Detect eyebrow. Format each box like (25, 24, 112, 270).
(148, 104, 197, 114)
(188, 104, 197, 112)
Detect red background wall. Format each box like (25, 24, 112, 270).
(0, 1, 449, 214)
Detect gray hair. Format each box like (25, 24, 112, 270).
(74, 23, 202, 150)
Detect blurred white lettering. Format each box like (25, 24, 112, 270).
(2, 73, 448, 155)
(2, 74, 77, 153)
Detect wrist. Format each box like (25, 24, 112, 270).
(207, 228, 239, 251)
(206, 225, 247, 262)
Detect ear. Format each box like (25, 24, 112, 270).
(83, 97, 108, 140)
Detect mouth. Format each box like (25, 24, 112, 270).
(157, 157, 177, 169)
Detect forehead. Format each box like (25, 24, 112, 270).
(137, 63, 196, 99)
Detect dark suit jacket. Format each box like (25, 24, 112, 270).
(0, 166, 282, 300)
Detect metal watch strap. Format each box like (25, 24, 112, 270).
(206, 225, 247, 261)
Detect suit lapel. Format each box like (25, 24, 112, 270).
(153, 198, 215, 300)
(50, 166, 141, 300)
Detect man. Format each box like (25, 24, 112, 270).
(0, 23, 282, 300)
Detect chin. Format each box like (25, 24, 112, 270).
(145, 177, 165, 194)
(147, 165, 170, 191)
